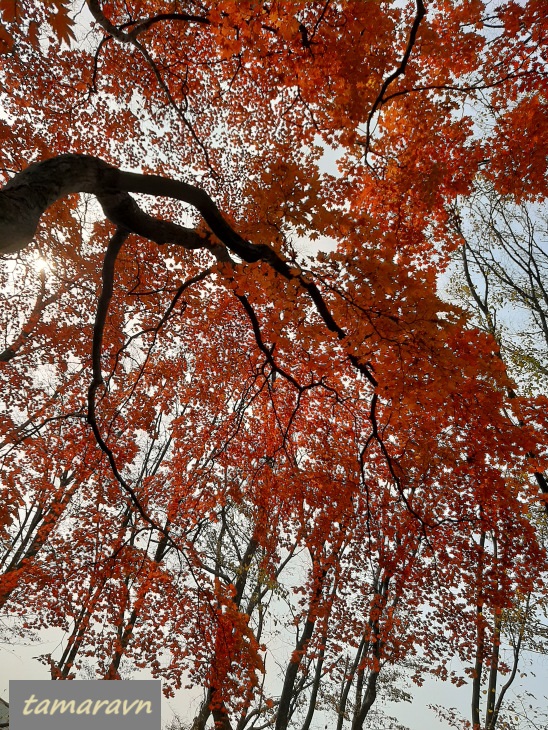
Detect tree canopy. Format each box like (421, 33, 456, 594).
(0, 2, 547, 729)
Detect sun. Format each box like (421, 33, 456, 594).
(33, 255, 54, 274)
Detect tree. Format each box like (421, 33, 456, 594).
(0, 2, 547, 729)
(450, 182, 548, 394)
(444, 179, 548, 730)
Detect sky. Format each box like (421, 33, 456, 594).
(1, 3, 548, 730)
(3, 625, 548, 729)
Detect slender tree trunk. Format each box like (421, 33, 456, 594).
(471, 531, 486, 730)
(276, 567, 327, 730)
(485, 610, 502, 730)
(0, 471, 76, 609)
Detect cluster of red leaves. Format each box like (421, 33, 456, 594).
(1, 1, 547, 728)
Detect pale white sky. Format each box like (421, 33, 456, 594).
(2, 4, 547, 730)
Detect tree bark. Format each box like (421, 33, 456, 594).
(0, 155, 212, 255)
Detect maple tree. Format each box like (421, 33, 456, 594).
(0, 1, 547, 729)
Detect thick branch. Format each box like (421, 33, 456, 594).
(360, 0, 426, 154)
(0, 154, 377, 385)
(86, 0, 209, 41)
(0, 269, 46, 362)
(0, 155, 206, 254)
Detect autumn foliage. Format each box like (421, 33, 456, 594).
(0, 1, 547, 729)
